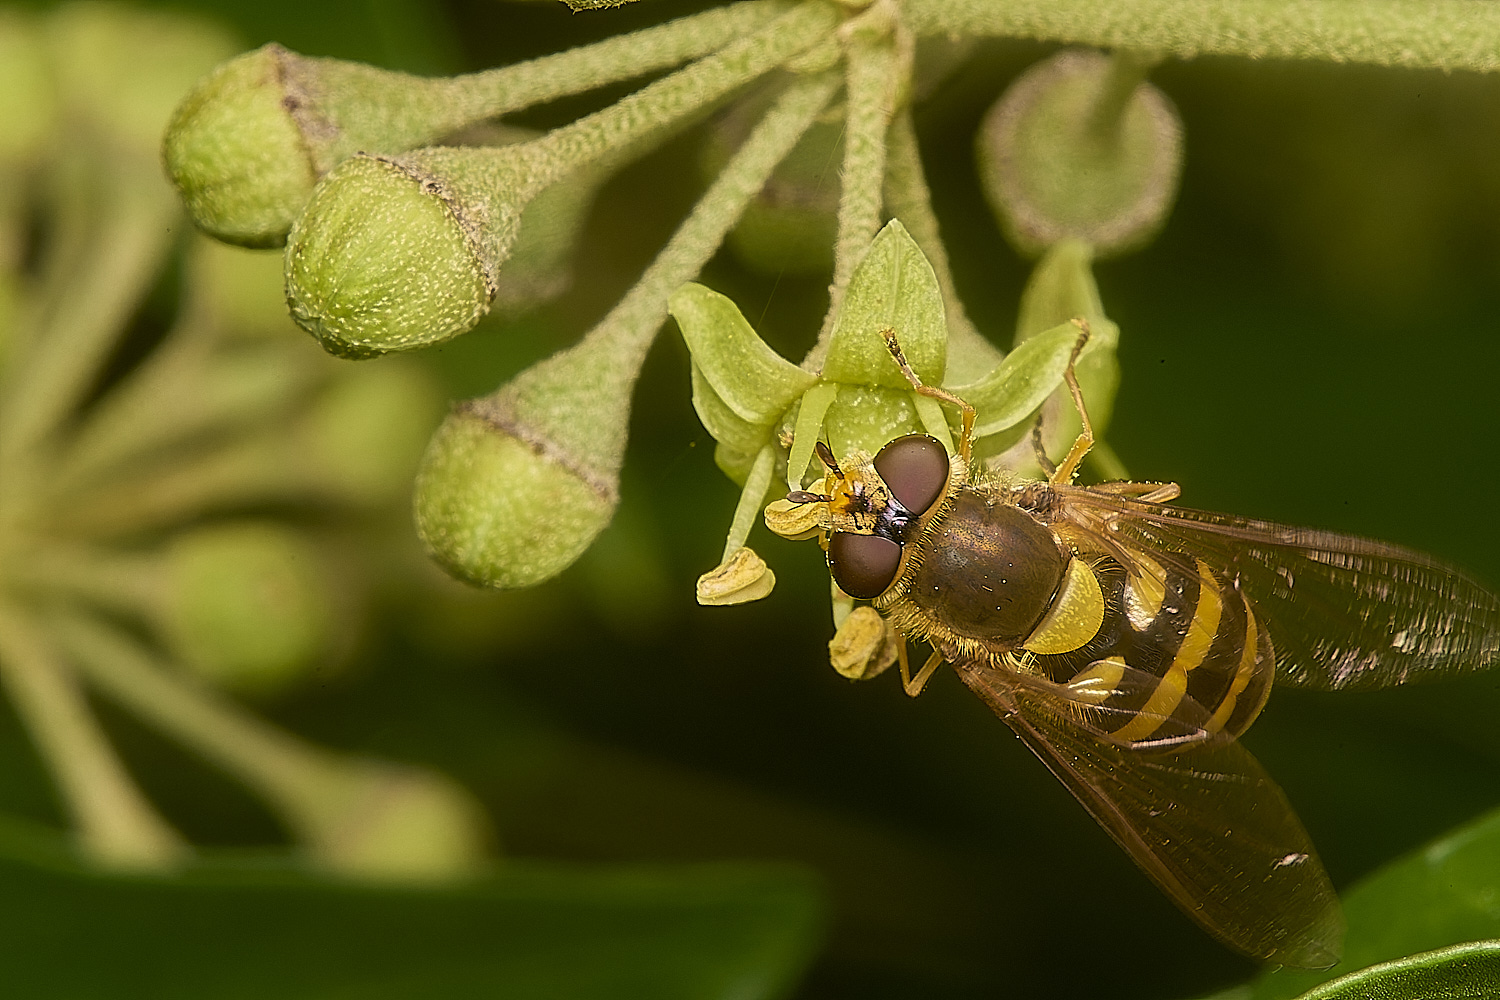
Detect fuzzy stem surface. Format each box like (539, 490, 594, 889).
(904, 0, 1500, 72)
(491, 70, 843, 478)
(805, 10, 904, 367)
(520, 1, 841, 196)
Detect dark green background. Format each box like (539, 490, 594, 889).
(10, 1, 1500, 997)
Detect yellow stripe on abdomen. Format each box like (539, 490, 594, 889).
(1112, 559, 1223, 743)
(1206, 592, 1262, 735)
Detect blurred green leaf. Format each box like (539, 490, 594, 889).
(1290, 940, 1500, 1000)
(1250, 806, 1500, 999)
(0, 817, 824, 999)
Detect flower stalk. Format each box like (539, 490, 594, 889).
(903, 0, 1500, 72)
(57, 613, 485, 879)
(165, 1, 795, 247)
(416, 68, 843, 589)
(284, 0, 842, 358)
(0, 600, 186, 869)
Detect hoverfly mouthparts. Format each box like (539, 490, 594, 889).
(760, 320, 1500, 969)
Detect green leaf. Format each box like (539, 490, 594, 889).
(671, 283, 817, 430)
(1250, 806, 1500, 999)
(0, 817, 824, 999)
(689, 363, 773, 474)
(950, 321, 1079, 438)
(822, 220, 947, 389)
(1290, 940, 1500, 1000)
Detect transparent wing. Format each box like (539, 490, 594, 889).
(1053, 485, 1500, 691)
(1009, 660, 1222, 751)
(956, 658, 1344, 968)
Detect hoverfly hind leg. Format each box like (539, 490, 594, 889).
(1086, 480, 1183, 504)
(1049, 318, 1096, 486)
(881, 328, 976, 464)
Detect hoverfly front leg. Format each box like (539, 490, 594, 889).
(896, 640, 946, 698)
(1048, 319, 1095, 486)
(881, 328, 976, 464)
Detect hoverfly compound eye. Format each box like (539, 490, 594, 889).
(827, 532, 903, 600)
(874, 434, 950, 516)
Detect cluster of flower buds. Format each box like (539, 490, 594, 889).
(0, 6, 485, 877)
(160, 0, 1182, 622)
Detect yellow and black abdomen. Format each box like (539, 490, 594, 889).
(1029, 554, 1275, 747)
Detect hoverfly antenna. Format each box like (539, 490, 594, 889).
(814, 441, 842, 477)
(786, 491, 831, 506)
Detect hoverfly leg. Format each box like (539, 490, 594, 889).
(900, 645, 946, 698)
(1030, 419, 1059, 479)
(881, 328, 976, 464)
(1135, 483, 1181, 503)
(1049, 319, 1096, 486)
(1087, 480, 1182, 504)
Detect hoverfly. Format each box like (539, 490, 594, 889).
(763, 323, 1500, 968)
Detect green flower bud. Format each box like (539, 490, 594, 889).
(413, 253, 671, 589)
(164, 44, 489, 249)
(160, 523, 335, 694)
(164, 1, 802, 248)
(413, 406, 615, 590)
(976, 49, 1182, 258)
(284, 148, 532, 358)
(163, 46, 318, 249)
(301, 761, 489, 880)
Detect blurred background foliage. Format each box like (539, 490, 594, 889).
(3, 0, 1500, 998)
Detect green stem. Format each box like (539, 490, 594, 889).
(50, 435, 295, 539)
(11, 545, 161, 618)
(443, 1, 796, 125)
(54, 611, 370, 856)
(1083, 49, 1160, 147)
(721, 443, 777, 563)
(0, 598, 185, 868)
(493, 69, 843, 477)
(903, 0, 1500, 72)
(304, 1, 799, 171)
(805, 11, 904, 367)
(882, 108, 1002, 384)
(0, 157, 177, 492)
(55, 339, 317, 494)
(519, 1, 842, 196)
